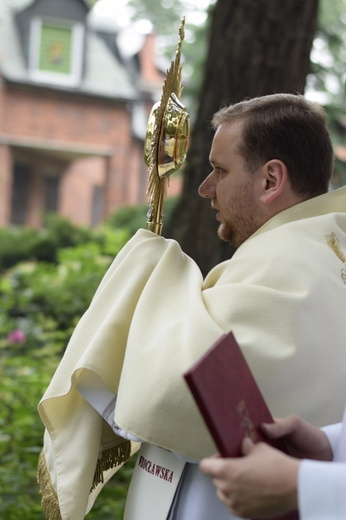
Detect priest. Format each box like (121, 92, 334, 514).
(37, 92, 346, 519)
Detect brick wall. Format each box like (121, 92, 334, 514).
(2, 86, 131, 148)
(0, 82, 151, 227)
(60, 156, 106, 225)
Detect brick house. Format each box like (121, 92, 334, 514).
(0, 0, 169, 228)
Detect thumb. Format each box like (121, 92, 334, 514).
(241, 436, 255, 456)
(261, 417, 294, 439)
(261, 422, 280, 438)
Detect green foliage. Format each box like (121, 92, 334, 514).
(106, 203, 148, 236)
(106, 195, 180, 237)
(0, 217, 136, 518)
(314, 0, 346, 105)
(0, 215, 94, 272)
(0, 220, 131, 346)
(0, 343, 57, 519)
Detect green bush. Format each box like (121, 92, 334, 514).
(1, 226, 130, 348)
(107, 204, 148, 235)
(0, 342, 57, 519)
(0, 215, 95, 272)
(106, 196, 180, 237)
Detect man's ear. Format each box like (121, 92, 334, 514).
(259, 159, 288, 205)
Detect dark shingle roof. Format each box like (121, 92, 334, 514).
(0, 0, 137, 101)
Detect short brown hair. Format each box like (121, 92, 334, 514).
(212, 94, 334, 197)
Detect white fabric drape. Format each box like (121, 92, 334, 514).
(38, 188, 346, 519)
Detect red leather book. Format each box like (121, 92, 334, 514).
(183, 331, 299, 520)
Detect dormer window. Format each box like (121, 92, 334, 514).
(29, 17, 84, 86)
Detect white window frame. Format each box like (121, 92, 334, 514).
(29, 16, 84, 87)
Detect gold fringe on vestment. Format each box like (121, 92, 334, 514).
(37, 450, 61, 520)
(90, 439, 132, 491)
(37, 439, 131, 519)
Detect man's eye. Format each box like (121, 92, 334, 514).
(215, 168, 223, 177)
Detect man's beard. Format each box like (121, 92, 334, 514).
(217, 222, 242, 247)
(217, 206, 261, 248)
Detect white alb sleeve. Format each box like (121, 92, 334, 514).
(298, 458, 346, 519)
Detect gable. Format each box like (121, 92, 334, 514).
(0, 0, 137, 101)
(15, 0, 88, 87)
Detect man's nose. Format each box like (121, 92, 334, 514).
(198, 172, 215, 198)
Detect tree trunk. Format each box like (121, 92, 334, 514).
(166, 0, 319, 276)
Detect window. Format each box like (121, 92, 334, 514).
(10, 163, 32, 225)
(91, 185, 105, 227)
(29, 17, 84, 86)
(44, 172, 60, 213)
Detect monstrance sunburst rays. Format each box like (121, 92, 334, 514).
(144, 17, 190, 235)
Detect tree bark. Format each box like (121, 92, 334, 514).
(166, 0, 319, 276)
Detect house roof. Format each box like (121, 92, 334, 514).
(0, 0, 137, 101)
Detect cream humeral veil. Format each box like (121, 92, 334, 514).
(37, 188, 346, 519)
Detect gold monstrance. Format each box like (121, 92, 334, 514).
(144, 18, 190, 235)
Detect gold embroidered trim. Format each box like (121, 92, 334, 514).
(37, 441, 131, 517)
(325, 232, 346, 264)
(90, 439, 131, 491)
(37, 450, 62, 520)
(325, 232, 346, 284)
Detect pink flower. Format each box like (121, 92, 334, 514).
(8, 329, 26, 344)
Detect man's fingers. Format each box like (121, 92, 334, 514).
(199, 456, 223, 476)
(261, 422, 281, 437)
(241, 436, 254, 455)
(261, 416, 298, 438)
